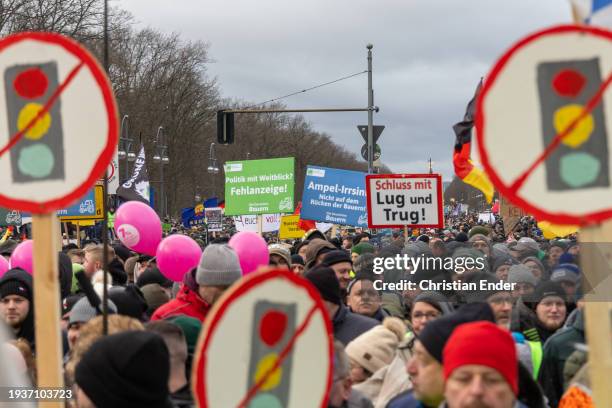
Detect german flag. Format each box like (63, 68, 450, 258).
(293, 201, 316, 232)
(453, 79, 494, 203)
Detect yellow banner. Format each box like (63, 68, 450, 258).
(279, 215, 305, 239)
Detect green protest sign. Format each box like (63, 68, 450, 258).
(224, 157, 295, 215)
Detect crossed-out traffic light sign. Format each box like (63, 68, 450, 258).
(537, 58, 610, 190)
(247, 300, 296, 407)
(5, 62, 65, 183)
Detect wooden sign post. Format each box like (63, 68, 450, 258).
(0, 31, 118, 404)
(579, 221, 612, 408)
(32, 214, 64, 406)
(475, 25, 612, 408)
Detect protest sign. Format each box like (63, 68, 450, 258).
(192, 269, 333, 408)
(57, 185, 104, 221)
(366, 174, 443, 228)
(477, 25, 612, 407)
(205, 207, 223, 232)
(279, 215, 305, 239)
(500, 195, 525, 234)
(224, 158, 295, 215)
(234, 214, 282, 232)
(301, 165, 368, 226)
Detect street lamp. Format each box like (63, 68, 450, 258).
(207, 142, 219, 195)
(153, 126, 170, 217)
(118, 115, 135, 181)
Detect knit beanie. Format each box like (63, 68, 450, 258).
(345, 317, 406, 374)
(521, 256, 546, 276)
(455, 232, 469, 242)
(167, 315, 202, 355)
(549, 240, 568, 251)
(304, 266, 342, 305)
(136, 267, 173, 289)
(322, 250, 352, 267)
(468, 226, 490, 238)
(195, 244, 242, 287)
(140, 284, 170, 314)
(351, 242, 375, 256)
(444, 321, 518, 395)
(529, 281, 566, 308)
(0, 278, 30, 301)
(75, 331, 172, 408)
(291, 254, 305, 266)
(0, 268, 32, 301)
(550, 266, 579, 284)
(108, 285, 148, 320)
(418, 302, 495, 363)
(413, 291, 454, 315)
(69, 297, 117, 326)
(507, 264, 538, 286)
(493, 255, 517, 273)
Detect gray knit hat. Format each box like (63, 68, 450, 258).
(69, 297, 117, 326)
(507, 264, 538, 287)
(196, 244, 242, 286)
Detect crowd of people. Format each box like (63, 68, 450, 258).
(0, 212, 594, 407)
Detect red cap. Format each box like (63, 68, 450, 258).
(443, 321, 518, 395)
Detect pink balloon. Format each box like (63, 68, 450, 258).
(228, 231, 269, 275)
(156, 235, 202, 282)
(114, 201, 162, 256)
(9, 240, 33, 275)
(0, 256, 9, 277)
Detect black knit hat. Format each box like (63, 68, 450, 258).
(322, 250, 352, 267)
(291, 254, 305, 266)
(108, 285, 148, 320)
(0, 268, 32, 301)
(304, 266, 342, 305)
(530, 281, 566, 307)
(75, 331, 172, 408)
(136, 267, 173, 289)
(0, 278, 30, 301)
(418, 302, 495, 363)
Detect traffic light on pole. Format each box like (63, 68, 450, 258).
(217, 110, 235, 144)
(537, 58, 610, 190)
(5, 62, 65, 182)
(246, 300, 296, 408)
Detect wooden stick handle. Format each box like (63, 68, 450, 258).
(32, 213, 64, 408)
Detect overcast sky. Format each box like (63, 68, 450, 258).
(119, 0, 571, 180)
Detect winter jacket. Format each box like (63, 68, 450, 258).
(151, 283, 210, 322)
(333, 304, 379, 346)
(329, 388, 373, 408)
(385, 389, 431, 408)
(538, 309, 585, 408)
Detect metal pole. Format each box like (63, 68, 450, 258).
(157, 126, 165, 218)
(367, 44, 374, 174)
(102, 0, 109, 336)
(224, 107, 371, 114)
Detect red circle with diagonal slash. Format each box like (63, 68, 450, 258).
(476, 24, 612, 226)
(0, 32, 118, 213)
(192, 268, 333, 408)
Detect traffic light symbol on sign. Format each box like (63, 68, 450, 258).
(247, 300, 296, 408)
(4, 62, 65, 183)
(537, 58, 610, 190)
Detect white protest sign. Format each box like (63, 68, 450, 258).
(192, 269, 333, 407)
(366, 174, 443, 228)
(234, 214, 282, 232)
(0, 32, 118, 213)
